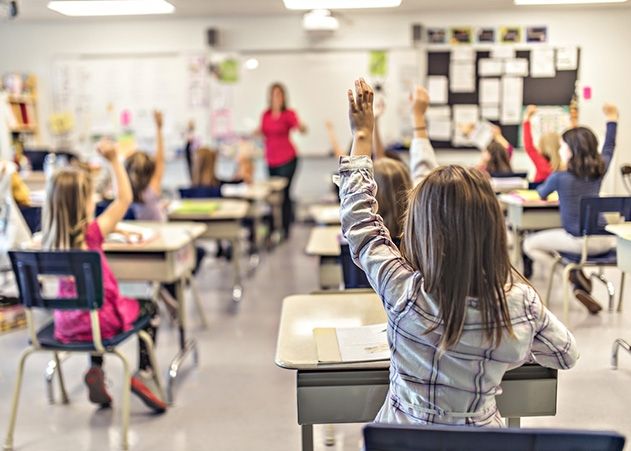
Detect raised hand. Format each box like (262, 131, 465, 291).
(525, 105, 537, 120)
(154, 110, 164, 129)
(97, 139, 118, 162)
(347, 78, 374, 157)
(603, 103, 619, 122)
(410, 86, 429, 118)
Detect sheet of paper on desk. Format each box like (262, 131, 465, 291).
(478, 59, 504, 77)
(336, 323, 390, 363)
(504, 59, 529, 77)
(556, 46, 578, 70)
(106, 223, 156, 245)
(449, 62, 475, 93)
(530, 48, 556, 78)
(500, 77, 523, 125)
(479, 79, 501, 105)
(427, 76, 448, 105)
(510, 189, 559, 202)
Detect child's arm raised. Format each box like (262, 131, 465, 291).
(149, 110, 165, 196)
(340, 79, 416, 315)
(409, 86, 438, 183)
(601, 103, 618, 172)
(97, 140, 133, 236)
(325, 120, 346, 158)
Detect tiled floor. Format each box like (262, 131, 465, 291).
(1, 224, 631, 451)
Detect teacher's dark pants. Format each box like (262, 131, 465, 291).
(268, 157, 298, 238)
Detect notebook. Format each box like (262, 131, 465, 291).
(314, 323, 390, 364)
(170, 200, 220, 215)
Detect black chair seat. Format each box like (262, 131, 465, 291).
(34, 315, 151, 351)
(559, 249, 617, 265)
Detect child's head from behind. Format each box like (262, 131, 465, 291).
(483, 141, 512, 175)
(373, 158, 412, 240)
(42, 167, 94, 250)
(562, 126, 605, 180)
(539, 132, 562, 171)
(401, 165, 513, 350)
(192, 147, 218, 186)
(125, 151, 155, 203)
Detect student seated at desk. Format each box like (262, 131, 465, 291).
(523, 104, 619, 314)
(0, 160, 30, 207)
(476, 126, 514, 176)
(339, 79, 577, 427)
(43, 140, 167, 412)
(523, 105, 563, 184)
(192, 146, 254, 188)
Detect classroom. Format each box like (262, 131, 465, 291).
(1, 0, 631, 450)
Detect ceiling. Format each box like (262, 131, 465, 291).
(14, 0, 631, 20)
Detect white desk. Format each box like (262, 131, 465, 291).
(168, 199, 249, 303)
(104, 221, 207, 403)
(309, 204, 341, 226)
(606, 223, 631, 272)
(499, 194, 561, 266)
(305, 227, 342, 290)
(275, 292, 559, 451)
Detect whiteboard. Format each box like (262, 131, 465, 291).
(226, 49, 422, 157)
(52, 53, 211, 157)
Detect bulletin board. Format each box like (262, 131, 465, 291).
(426, 47, 581, 149)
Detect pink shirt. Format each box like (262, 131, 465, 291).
(54, 221, 140, 343)
(261, 109, 300, 168)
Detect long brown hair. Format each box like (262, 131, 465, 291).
(374, 158, 412, 240)
(485, 141, 513, 174)
(42, 167, 94, 250)
(192, 147, 219, 187)
(268, 82, 288, 112)
(125, 151, 155, 203)
(401, 165, 515, 351)
(539, 132, 562, 171)
(563, 126, 605, 180)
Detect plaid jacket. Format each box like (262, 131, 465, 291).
(338, 154, 578, 426)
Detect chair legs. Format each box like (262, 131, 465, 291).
(137, 330, 166, 403)
(4, 348, 35, 451)
(110, 349, 132, 451)
(617, 272, 626, 313)
(188, 275, 208, 329)
(590, 271, 616, 312)
(45, 353, 70, 405)
(544, 257, 561, 308)
(611, 339, 631, 369)
(562, 264, 578, 324)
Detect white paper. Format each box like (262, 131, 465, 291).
(451, 46, 475, 62)
(426, 105, 451, 119)
(427, 75, 448, 104)
(478, 59, 504, 77)
(491, 46, 516, 60)
(504, 59, 529, 77)
(556, 46, 578, 71)
(336, 323, 390, 363)
(428, 118, 452, 141)
(452, 105, 479, 146)
(501, 76, 524, 125)
(530, 106, 571, 139)
(530, 48, 556, 78)
(479, 78, 501, 105)
(450, 62, 476, 93)
(481, 105, 500, 120)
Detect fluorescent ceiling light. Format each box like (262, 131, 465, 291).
(47, 0, 175, 16)
(284, 0, 401, 10)
(515, 0, 626, 4)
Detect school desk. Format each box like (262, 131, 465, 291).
(305, 226, 341, 290)
(309, 204, 341, 226)
(605, 223, 631, 273)
(168, 198, 249, 303)
(275, 292, 559, 451)
(21, 171, 46, 191)
(499, 194, 561, 265)
(103, 221, 207, 403)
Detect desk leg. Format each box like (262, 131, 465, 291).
(167, 277, 199, 404)
(512, 227, 522, 267)
(248, 212, 261, 276)
(231, 236, 243, 303)
(507, 417, 521, 428)
(302, 425, 314, 451)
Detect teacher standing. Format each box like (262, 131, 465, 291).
(259, 83, 307, 240)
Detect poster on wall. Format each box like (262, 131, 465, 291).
(450, 27, 473, 45)
(500, 26, 522, 44)
(477, 28, 496, 43)
(556, 46, 578, 70)
(369, 51, 388, 77)
(427, 28, 447, 44)
(526, 26, 548, 43)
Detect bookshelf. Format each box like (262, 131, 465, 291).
(2, 73, 41, 161)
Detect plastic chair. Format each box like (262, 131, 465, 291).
(363, 424, 625, 451)
(178, 186, 222, 199)
(95, 199, 136, 220)
(544, 196, 631, 323)
(5, 250, 164, 451)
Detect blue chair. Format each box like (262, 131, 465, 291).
(5, 250, 164, 451)
(18, 205, 41, 234)
(95, 199, 136, 220)
(490, 171, 529, 179)
(178, 186, 222, 199)
(363, 424, 625, 451)
(544, 196, 631, 323)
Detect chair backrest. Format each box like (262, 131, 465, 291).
(363, 424, 625, 451)
(340, 243, 372, 289)
(179, 186, 222, 199)
(18, 205, 42, 234)
(9, 250, 104, 311)
(95, 199, 136, 220)
(580, 196, 631, 236)
(490, 171, 528, 179)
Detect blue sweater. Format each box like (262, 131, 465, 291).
(537, 122, 617, 236)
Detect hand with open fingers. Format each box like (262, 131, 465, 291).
(154, 110, 164, 129)
(410, 86, 429, 118)
(603, 103, 619, 122)
(348, 78, 375, 137)
(97, 139, 118, 162)
(525, 105, 537, 120)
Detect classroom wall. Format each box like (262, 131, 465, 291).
(0, 7, 629, 200)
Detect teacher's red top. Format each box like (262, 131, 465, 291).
(261, 109, 300, 168)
